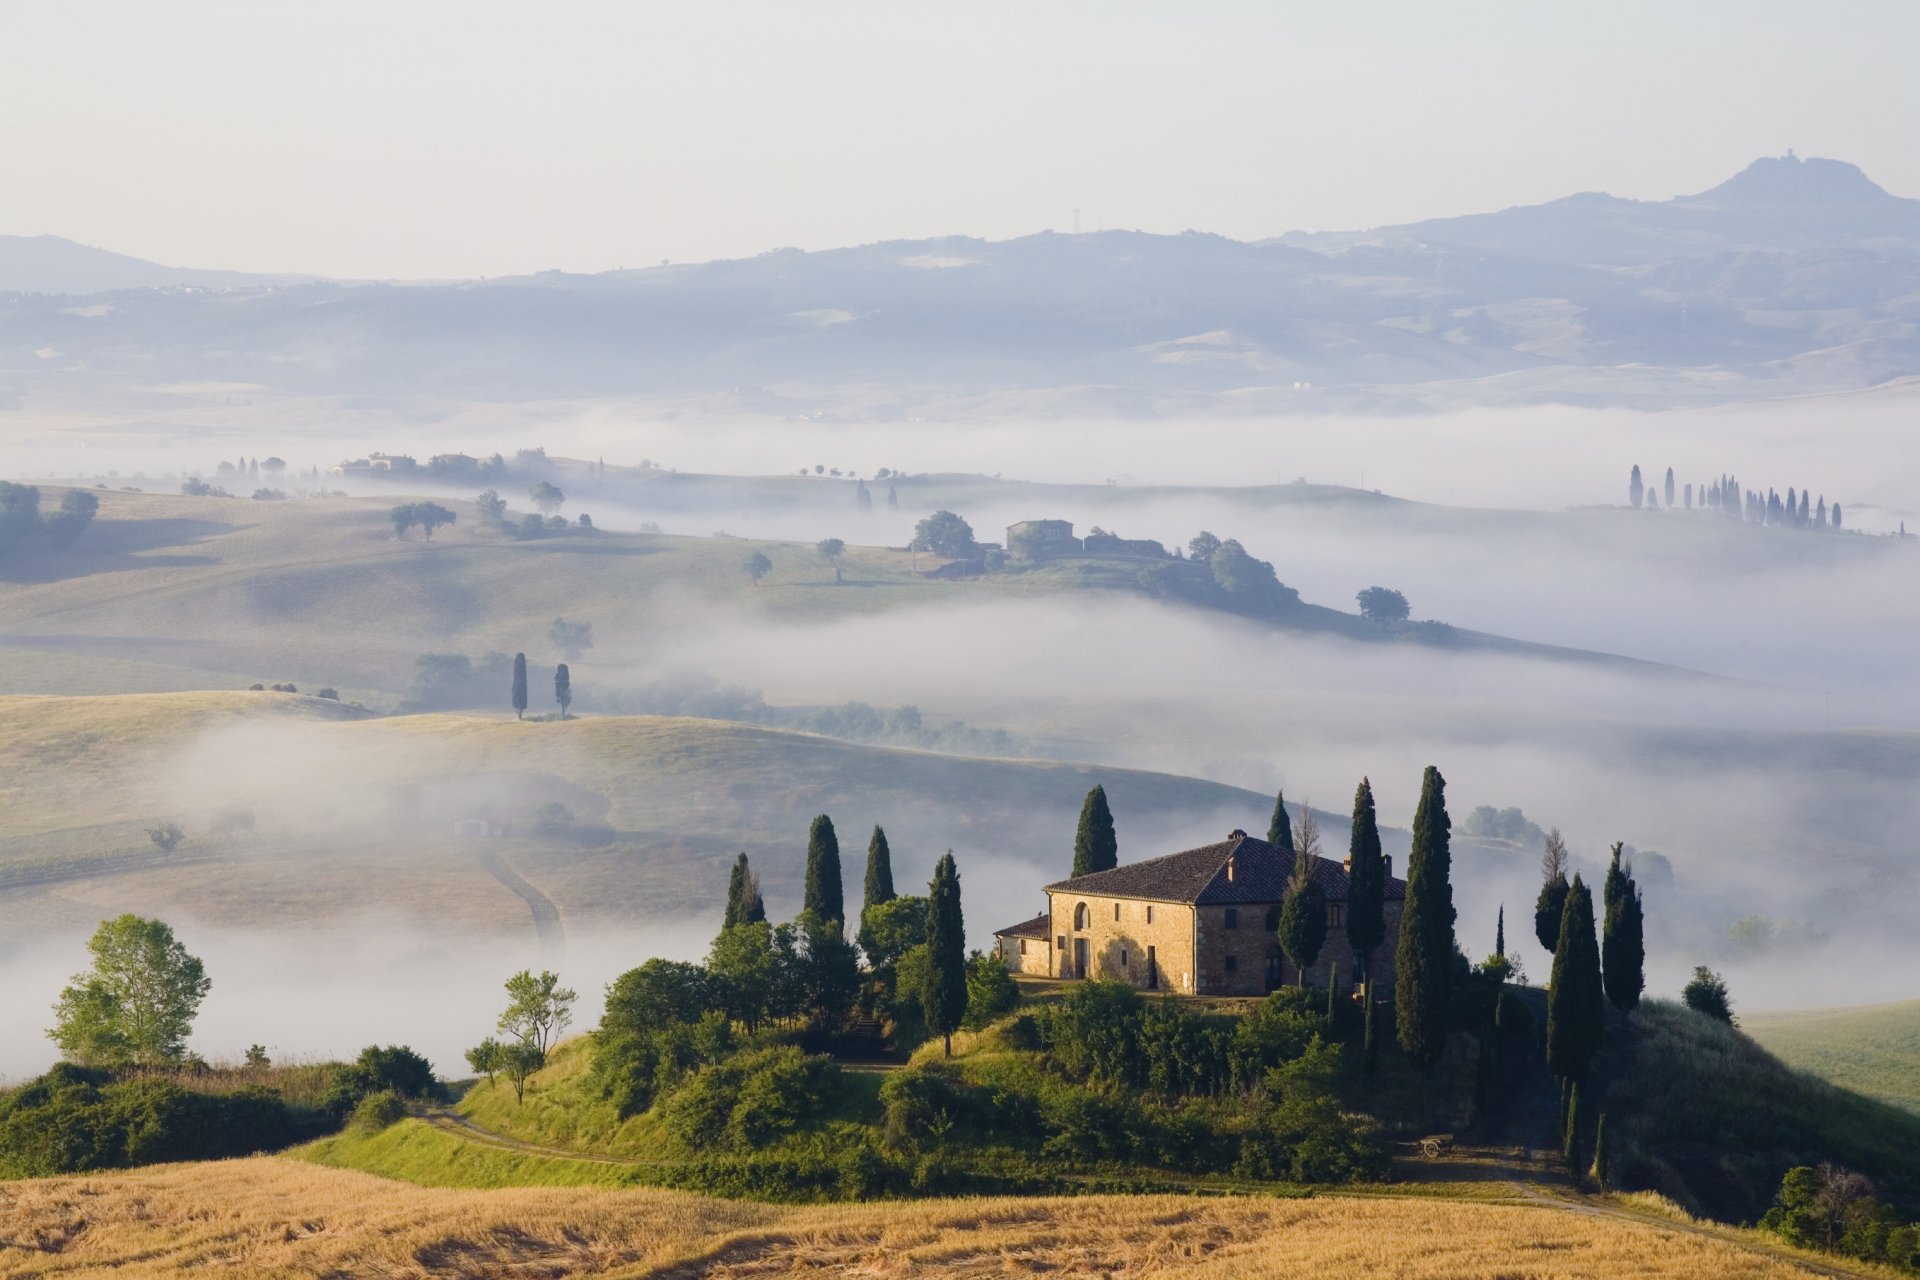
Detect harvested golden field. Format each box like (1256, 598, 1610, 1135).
(0, 1156, 1865, 1279)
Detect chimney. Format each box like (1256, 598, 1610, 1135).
(1383, 854, 1393, 880)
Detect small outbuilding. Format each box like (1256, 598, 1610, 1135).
(992, 913, 1053, 976)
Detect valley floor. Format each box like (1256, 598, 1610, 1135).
(0, 1147, 1884, 1279)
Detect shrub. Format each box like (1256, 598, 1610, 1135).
(349, 1089, 408, 1133)
(879, 1068, 968, 1151)
(1046, 980, 1144, 1087)
(659, 1047, 837, 1154)
(0, 1068, 298, 1176)
(322, 1044, 438, 1117)
(961, 951, 1019, 1030)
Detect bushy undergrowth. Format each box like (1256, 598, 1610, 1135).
(0, 1064, 299, 1176)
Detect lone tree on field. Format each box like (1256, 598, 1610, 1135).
(1266, 788, 1292, 852)
(1278, 804, 1327, 985)
(511, 652, 529, 720)
(816, 537, 846, 583)
(804, 814, 844, 927)
(147, 822, 184, 856)
(1534, 827, 1571, 953)
(1355, 586, 1411, 626)
(1072, 785, 1118, 877)
(1547, 874, 1605, 1084)
(390, 505, 417, 539)
(1683, 965, 1735, 1024)
(50, 914, 211, 1067)
(923, 851, 967, 1056)
(554, 663, 571, 718)
(1345, 777, 1388, 986)
(742, 550, 772, 586)
(909, 510, 976, 558)
(414, 503, 455, 539)
(1601, 842, 1645, 1013)
(548, 617, 593, 661)
(529, 481, 565, 515)
(475, 489, 508, 525)
(497, 969, 576, 1060)
(1396, 765, 1457, 1072)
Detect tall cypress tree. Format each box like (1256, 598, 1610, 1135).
(1547, 874, 1605, 1084)
(1345, 777, 1386, 983)
(864, 826, 895, 909)
(554, 663, 571, 718)
(511, 652, 528, 720)
(724, 852, 749, 929)
(1266, 788, 1292, 852)
(1495, 905, 1506, 958)
(1601, 843, 1645, 1013)
(923, 851, 967, 1056)
(803, 815, 843, 926)
(1534, 828, 1571, 953)
(1396, 766, 1456, 1071)
(1071, 785, 1117, 877)
(1278, 829, 1327, 985)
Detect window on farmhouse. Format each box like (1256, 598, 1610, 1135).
(1113, 902, 1120, 921)
(1225, 955, 1238, 972)
(1020, 939, 1028, 955)
(1224, 908, 1239, 929)
(1146, 904, 1154, 924)
(1327, 903, 1345, 928)
(1057, 935, 1066, 950)
(1074, 902, 1089, 930)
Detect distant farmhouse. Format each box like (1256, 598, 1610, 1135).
(329, 452, 418, 477)
(995, 829, 1405, 997)
(1006, 519, 1168, 561)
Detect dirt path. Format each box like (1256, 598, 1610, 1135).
(474, 849, 565, 954)
(419, 1110, 664, 1167)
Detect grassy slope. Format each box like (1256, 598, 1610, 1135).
(0, 691, 1266, 933)
(0, 487, 1689, 703)
(0, 1155, 1866, 1278)
(1745, 999, 1920, 1114)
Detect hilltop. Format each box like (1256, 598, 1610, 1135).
(1747, 999, 1920, 1114)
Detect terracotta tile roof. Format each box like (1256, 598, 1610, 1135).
(1044, 830, 1406, 906)
(992, 913, 1051, 941)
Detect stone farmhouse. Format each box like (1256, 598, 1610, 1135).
(1005, 519, 1167, 561)
(994, 828, 1406, 997)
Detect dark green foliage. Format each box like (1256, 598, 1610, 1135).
(1207, 539, 1301, 615)
(863, 825, 895, 910)
(724, 853, 753, 929)
(1395, 766, 1456, 1071)
(1234, 1040, 1391, 1183)
(349, 1089, 408, 1133)
(1355, 586, 1411, 625)
(803, 814, 844, 926)
(1683, 965, 1735, 1024)
(1072, 785, 1117, 877)
(909, 510, 976, 557)
(879, 1068, 969, 1151)
(591, 1010, 734, 1118)
(1546, 876, 1605, 1083)
(1762, 1165, 1918, 1269)
(1345, 778, 1387, 977)
(389, 501, 456, 539)
(857, 894, 928, 975)
(658, 1046, 838, 1153)
(962, 950, 1019, 1030)
(1277, 840, 1327, 982)
(554, 662, 571, 717)
(0, 1066, 299, 1176)
(1495, 905, 1505, 958)
(923, 852, 967, 1054)
(1564, 1079, 1584, 1178)
(605, 959, 714, 1031)
(1266, 789, 1292, 851)
(794, 912, 861, 1030)
(1535, 877, 1570, 955)
(1591, 1111, 1610, 1189)
(1362, 979, 1379, 1074)
(1049, 980, 1147, 1086)
(1602, 843, 1645, 1013)
(322, 1044, 440, 1117)
(707, 921, 787, 1034)
(511, 652, 528, 719)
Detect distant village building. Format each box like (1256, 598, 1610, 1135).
(993, 914, 1052, 976)
(1005, 519, 1082, 559)
(368, 452, 418, 472)
(996, 829, 1406, 996)
(1082, 531, 1168, 558)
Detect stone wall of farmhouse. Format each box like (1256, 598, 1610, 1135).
(1051, 892, 1405, 997)
(996, 933, 1054, 977)
(1048, 893, 1199, 994)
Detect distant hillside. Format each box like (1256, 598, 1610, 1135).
(1746, 999, 1920, 1114)
(6, 155, 1919, 410)
(0, 234, 316, 294)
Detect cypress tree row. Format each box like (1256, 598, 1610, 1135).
(1266, 788, 1293, 853)
(1395, 765, 1456, 1072)
(1534, 827, 1571, 953)
(1601, 842, 1645, 1013)
(511, 652, 528, 720)
(1546, 874, 1605, 1084)
(1071, 785, 1118, 877)
(923, 851, 967, 1057)
(1345, 777, 1387, 985)
(864, 825, 896, 909)
(803, 814, 844, 926)
(1278, 827, 1327, 985)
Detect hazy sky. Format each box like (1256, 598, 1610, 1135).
(5, 1, 1917, 279)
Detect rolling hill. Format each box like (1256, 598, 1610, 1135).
(1746, 999, 1920, 1114)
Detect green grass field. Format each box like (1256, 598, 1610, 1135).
(1745, 999, 1920, 1114)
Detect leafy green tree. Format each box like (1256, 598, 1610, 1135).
(708, 921, 781, 1033)
(816, 537, 846, 582)
(1534, 827, 1570, 953)
(803, 814, 844, 926)
(1266, 788, 1292, 851)
(1278, 807, 1327, 984)
(498, 1040, 546, 1104)
(529, 481, 565, 515)
(962, 950, 1019, 1029)
(1187, 531, 1222, 563)
(389, 505, 418, 539)
(1355, 586, 1411, 625)
(1395, 766, 1456, 1071)
(1682, 965, 1734, 1024)
(1345, 777, 1387, 983)
(465, 1038, 505, 1083)
(497, 969, 576, 1058)
(742, 550, 772, 585)
(1601, 842, 1645, 1013)
(1547, 875, 1605, 1083)
(413, 503, 456, 539)
(909, 510, 976, 558)
(1072, 784, 1117, 877)
(794, 911, 861, 1029)
(475, 489, 508, 524)
(44, 489, 98, 546)
(49, 915, 210, 1067)
(511, 652, 528, 720)
(147, 822, 183, 856)
(548, 617, 593, 661)
(858, 894, 928, 975)
(923, 851, 967, 1056)
(554, 663, 571, 718)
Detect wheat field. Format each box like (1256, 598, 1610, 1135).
(0, 1156, 1861, 1278)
